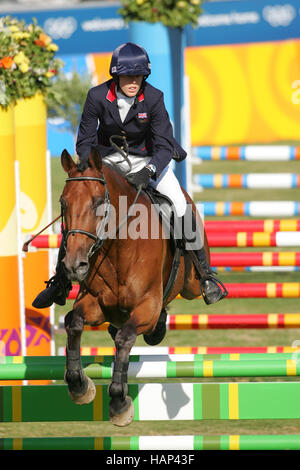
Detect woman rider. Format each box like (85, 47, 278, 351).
(33, 42, 226, 308)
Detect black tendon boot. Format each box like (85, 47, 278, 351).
(181, 208, 228, 305)
(32, 242, 72, 309)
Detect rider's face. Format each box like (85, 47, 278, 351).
(119, 75, 143, 97)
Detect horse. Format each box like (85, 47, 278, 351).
(60, 147, 211, 427)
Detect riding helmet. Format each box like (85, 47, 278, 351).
(109, 42, 151, 78)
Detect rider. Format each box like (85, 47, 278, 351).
(33, 42, 227, 309)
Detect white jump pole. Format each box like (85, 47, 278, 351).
(14, 160, 27, 363)
(46, 149, 55, 357)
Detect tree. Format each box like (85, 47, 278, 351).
(46, 69, 93, 148)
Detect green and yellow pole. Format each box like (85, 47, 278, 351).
(0, 105, 23, 384)
(14, 93, 52, 365)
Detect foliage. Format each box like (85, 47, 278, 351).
(0, 16, 63, 107)
(119, 0, 202, 29)
(45, 70, 93, 142)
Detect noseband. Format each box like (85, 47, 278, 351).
(62, 175, 111, 259)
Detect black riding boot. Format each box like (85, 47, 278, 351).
(180, 209, 227, 305)
(32, 241, 72, 309)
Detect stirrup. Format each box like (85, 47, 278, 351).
(45, 275, 57, 289)
(200, 272, 228, 305)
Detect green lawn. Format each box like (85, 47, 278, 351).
(1, 154, 300, 440)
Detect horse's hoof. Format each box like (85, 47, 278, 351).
(68, 376, 96, 405)
(109, 396, 134, 427)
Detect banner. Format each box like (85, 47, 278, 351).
(3, 4, 129, 54)
(187, 0, 300, 46)
(186, 38, 300, 146)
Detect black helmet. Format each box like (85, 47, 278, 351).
(109, 42, 151, 78)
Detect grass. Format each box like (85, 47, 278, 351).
(2, 155, 300, 440)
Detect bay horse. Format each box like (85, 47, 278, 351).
(60, 147, 211, 426)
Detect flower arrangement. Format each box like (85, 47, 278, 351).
(118, 0, 202, 29)
(0, 16, 63, 107)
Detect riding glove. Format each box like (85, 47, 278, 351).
(127, 166, 152, 189)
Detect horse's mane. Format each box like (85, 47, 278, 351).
(75, 156, 145, 201)
(75, 157, 131, 191)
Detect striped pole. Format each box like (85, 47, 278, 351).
(207, 231, 300, 247)
(2, 352, 300, 364)
(193, 173, 300, 189)
(1, 434, 300, 450)
(30, 234, 62, 249)
(27, 221, 300, 249)
(29, 232, 300, 249)
(1, 382, 300, 421)
(197, 202, 300, 217)
(57, 313, 300, 331)
(193, 145, 300, 161)
(2, 358, 300, 380)
(1, 355, 300, 380)
(217, 266, 300, 272)
(205, 219, 300, 233)
(68, 282, 300, 300)
(58, 346, 300, 356)
(210, 251, 300, 267)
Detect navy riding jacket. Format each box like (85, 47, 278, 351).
(76, 79, 187, 178)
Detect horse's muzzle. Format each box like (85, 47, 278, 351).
(62, 255, 89, 282)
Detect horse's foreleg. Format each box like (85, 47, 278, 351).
(109, 322, 137, 427)
(64, 307, 96, 405)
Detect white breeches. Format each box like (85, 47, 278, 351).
(103, 153, 187, 217)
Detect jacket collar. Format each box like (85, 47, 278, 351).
(106, 81, 145, 103)
(106, 81, 117, 102)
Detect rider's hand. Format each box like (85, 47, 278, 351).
(126, 167, 152, 189)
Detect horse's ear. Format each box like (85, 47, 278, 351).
(61, 149, 76, 173)
(89, 147, 102, 173)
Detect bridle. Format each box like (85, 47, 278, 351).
(61, 171, 143, 260)
(61, 175, 111, 259)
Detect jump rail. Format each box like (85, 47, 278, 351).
(1, 357, 300, 380)
(67, 282, 300, 299)
(210, 251, 300, 266)
(207, 231, 300, 247)
(196, 202, 300, 217)
(205, 219, 300, 233)
(193, 173, 300, 189)
(2, 382, 300, 421)
(192, 145, 300, 161)
(57, 313, 300, 331)
(28, 221, 300, 249)
(57, 346, 300, 356)
(2, 434, 300, 450)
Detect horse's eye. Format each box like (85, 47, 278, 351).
(93, 197, 103, 209)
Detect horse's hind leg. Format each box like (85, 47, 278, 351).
(64, 306, 96, 405)
(109, 322, 136, 427)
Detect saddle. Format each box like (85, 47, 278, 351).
(145, 187, 183, 304)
